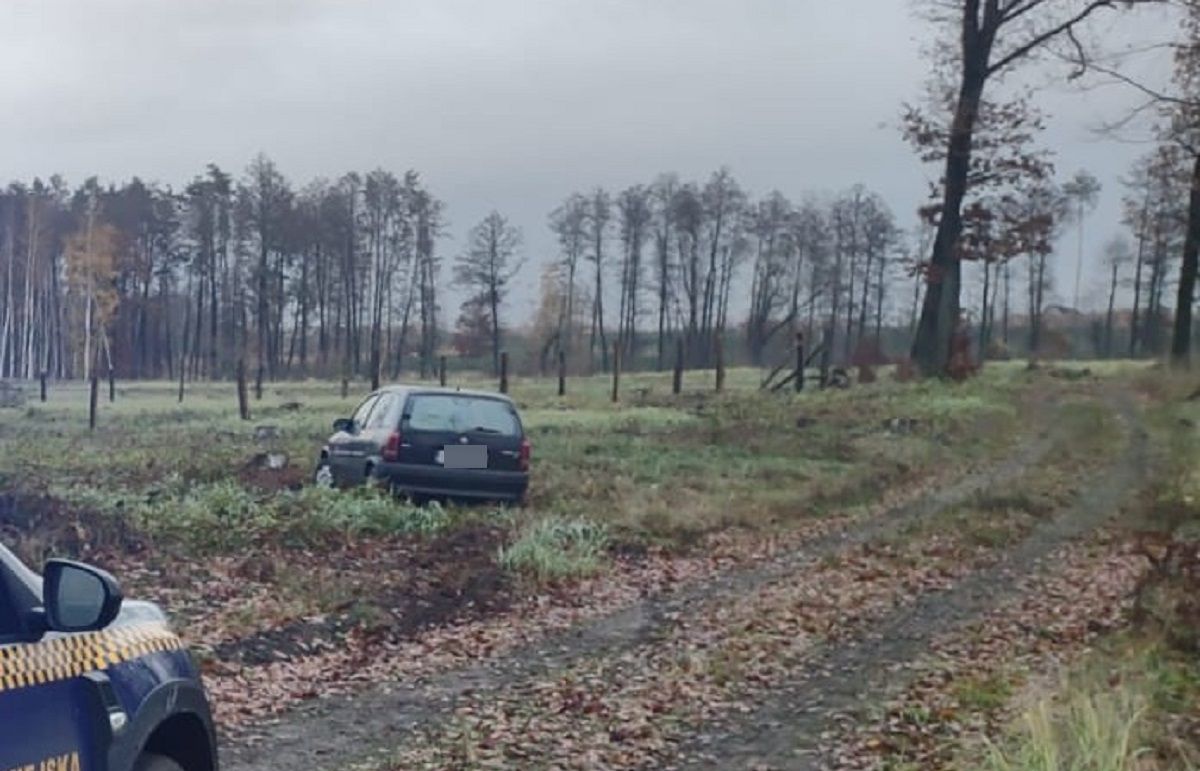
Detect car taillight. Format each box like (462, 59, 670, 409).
(519, 437, 531, 471)
(382, 430, 402, 462)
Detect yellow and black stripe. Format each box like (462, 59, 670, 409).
(0, 623, 183, 693)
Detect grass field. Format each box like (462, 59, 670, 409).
(0, 364, 1033, 560)
(3, 360, 1198, 768)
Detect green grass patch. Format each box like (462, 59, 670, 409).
(57, 480, 454, 551)
(498, 516, 610, 584)
(0, 366, 1105, 557)
(955, 671, 1014, 713)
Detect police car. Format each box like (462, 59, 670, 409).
(0, 542, 217, 771)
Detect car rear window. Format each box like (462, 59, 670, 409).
(406, 395, 519, 436)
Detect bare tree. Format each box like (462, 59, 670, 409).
(746, 191, 795, 364)
(615, 185, 652, 361)
(549, 193, 589, 364)
(454, 212, 524, 375)
(1101, 235, 1133, 356)
(586, 188, 612, 371)
(650, 175, 679, 369)
(699, 169, 746, 364)
(995, 182, 1066, 354)
(1063, 170, 1102, 310)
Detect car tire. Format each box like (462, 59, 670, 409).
(313, 460, 334, 489)
(133, 754, 186, 771)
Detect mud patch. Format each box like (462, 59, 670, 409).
(236, 461, 308, 492)
(211, 523, 512, 666)
(0, 491, 146, 565)
(368, 523, 512, 637)
(213, 616, 353, 665)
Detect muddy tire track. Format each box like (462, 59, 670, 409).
(675, 399, 1147, 770)
(224, 422, 1059, 771)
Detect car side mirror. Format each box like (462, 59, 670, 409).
(42, 559, 123, 633)
(333, 418, 354, 433)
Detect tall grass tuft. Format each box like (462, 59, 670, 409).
(984, 687, 1149, 771)
(498, 517, 609, 584)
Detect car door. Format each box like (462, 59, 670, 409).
(0, 557, 104, 771)
(353, 392, 398, 484)
(329, 393, 380, 486)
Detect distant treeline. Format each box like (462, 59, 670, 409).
(0, 158, 919, 383)
(0, 154, 1183, 387)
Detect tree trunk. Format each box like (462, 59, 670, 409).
(1171, 153, 1200, 366)
(911, 70, 987, 375)
(1130, 194, 1149, 357)
(979, 260, 991, 355)
(1002, 262, 1010, 346)
(1105, 259, 1119, 358)
(656, 249, 667, 371)
(491, 287, 501, 376)
(858, 243, 875, 346)
(874, 251, 886, 346)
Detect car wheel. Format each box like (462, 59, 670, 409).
(313, 461, 334, 489)
(133, 754, 186, 771)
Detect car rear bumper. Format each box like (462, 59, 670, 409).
(373, 462, 529, 503)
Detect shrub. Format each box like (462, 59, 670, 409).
(74, 481, 452, 551)
(498, 517, 609, 584)
(984, 689, 1148, 771)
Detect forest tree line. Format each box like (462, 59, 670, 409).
(0, 157, 447, 383)
(0, 148, 1191, 386)
(0, 158, 909, 383)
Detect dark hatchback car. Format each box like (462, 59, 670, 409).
(315, 385, 531, 503)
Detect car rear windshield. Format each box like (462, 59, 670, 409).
(406, 395, 519, 436)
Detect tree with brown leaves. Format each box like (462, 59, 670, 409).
(909, 0, 1158, 376)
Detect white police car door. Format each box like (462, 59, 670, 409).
(0, 572, 98, 771)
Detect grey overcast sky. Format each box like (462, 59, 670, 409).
(0, 0, 1176, 320)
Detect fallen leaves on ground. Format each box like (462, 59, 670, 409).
(825, 532, 1148, 770)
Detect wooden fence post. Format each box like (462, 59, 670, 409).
(39, 372, 47, 403)
(557, 350, 566, 397)
(499, 351, 509, 394)
(611, 344, 621, 403)
(673, 338, 684, 395)
(236, 360, 251, 421)
(795, 332, 806, 393)
(715, 337, 725, 393)
(439, 356, 447, 387)
(340, 377, 349, 399)
(108, 367, 115, 402)
(88, 376, 98, 431)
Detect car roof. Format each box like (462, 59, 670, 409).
(373, 384, 516, 404)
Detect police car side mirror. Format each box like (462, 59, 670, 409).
(42, 559, 123, 633)
(333, 418, 354, 433)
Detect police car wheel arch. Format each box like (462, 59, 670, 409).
(1, 542, 217, 771)
(109, 679, 217, 771)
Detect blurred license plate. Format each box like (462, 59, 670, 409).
(442, 445, 486, 469)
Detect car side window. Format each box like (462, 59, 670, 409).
(366, 394, 397, 430)
(351, 395, 380, 429)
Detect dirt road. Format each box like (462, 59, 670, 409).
(224, 394, 1117, 771)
